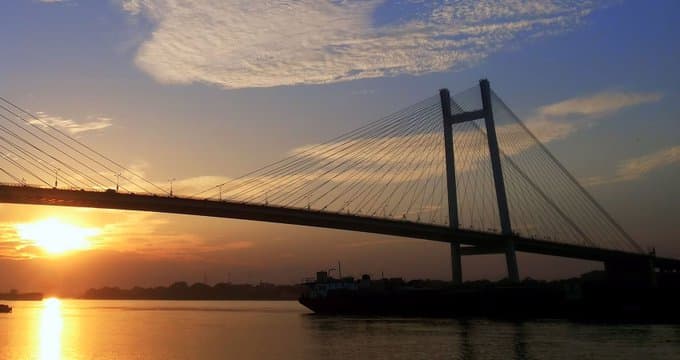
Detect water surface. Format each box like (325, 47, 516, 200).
(1, 299, 678, 359)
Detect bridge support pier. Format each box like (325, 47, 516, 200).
(504, 239, 519, 283)
(450, 242, 462, 284)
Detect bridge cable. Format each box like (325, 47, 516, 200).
(0, 98, 167, 194)
(219, 99, 438, 203)
(254, 101, 440, 207)
(0, 114, 108, 189)
(469, 121, 596, 247)
(0, 104, 142, 193)
(351, 111, 440, 217)
(351, 110, 440, 216)
(0, 136, 80, 189)
(300, 105, 442, 214)
(193, 96, 438, 199)
(490, 91, 643, 253)
(0, 167, 22, 184)
(0, 151, 51, 187)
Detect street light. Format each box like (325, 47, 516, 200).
(169, 178, 176, 197)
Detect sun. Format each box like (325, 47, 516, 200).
(16, 218, 100, 254)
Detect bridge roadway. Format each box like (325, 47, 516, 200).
(1, 184, 678, 271)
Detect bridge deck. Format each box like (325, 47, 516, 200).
(0, 185, 678, 269)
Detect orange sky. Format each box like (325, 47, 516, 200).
(1, 1, 679, 297)
(0, 203, 605, 297)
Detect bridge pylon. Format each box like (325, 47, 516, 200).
(439, 88, 463, 285)
(440, 79, 520, 283)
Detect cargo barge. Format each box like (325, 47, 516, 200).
(299, 271, 680, 322)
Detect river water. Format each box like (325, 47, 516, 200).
(1, 299, 678, 359)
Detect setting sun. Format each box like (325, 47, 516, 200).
(16, 218, 100, 254)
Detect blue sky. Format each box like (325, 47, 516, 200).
(0, 0, 678, 291)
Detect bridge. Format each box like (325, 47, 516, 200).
(0, 80, 678, 283)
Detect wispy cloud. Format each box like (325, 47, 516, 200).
(539, 92, 663, 118)
(524, 91, 663, 143)
(119, 0, 607, 89)
(582, 145, 680, 187)
(32, 112, 113, 135)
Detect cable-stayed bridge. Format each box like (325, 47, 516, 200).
(0, 80, 677, 282)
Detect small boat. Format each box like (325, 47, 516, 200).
(0, 304, 11, 313)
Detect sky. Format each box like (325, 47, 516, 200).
(0, 0, 678, 296)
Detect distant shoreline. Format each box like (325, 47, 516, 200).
(81, 281, 303, 301)
(0, 291, 43, 301)
(78, 298, 298, 301)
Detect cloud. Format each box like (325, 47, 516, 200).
(32, 112, 113, 135)
(539, 92, 663, 118)
(524, 91, 663, 143)
(119, 0, 605, 89)
(582, 145, 680, 187)
(39, 0, 68, 3)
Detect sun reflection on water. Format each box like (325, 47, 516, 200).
(39, 298, 63, 360)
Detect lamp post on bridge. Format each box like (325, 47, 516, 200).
(169, 178, 176, 197)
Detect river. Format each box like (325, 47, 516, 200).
(1, 299, 678, 359)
